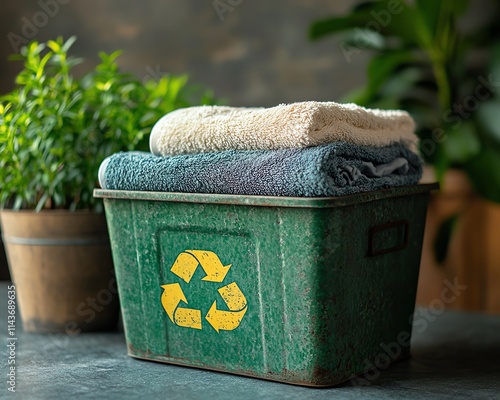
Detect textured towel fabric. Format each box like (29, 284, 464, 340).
(150, 102, 418, 156)
(99, 143, 422, 197)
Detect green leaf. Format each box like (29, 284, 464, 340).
(449, 0, 470, 16)
(61, 35, 77, 53)
(36, 52, 53, 79)
(108, 50, 123, 62)
(490, 43, 500, 99)
(309, 11, 372, 40)
(47, 40, 61, 53)
(340, 86, 367, 104)
(465, 146, 500, 203)
(477, 100, 500, 144)
(365, 51, 415, 99)
(417, 0, 470, 40)
(357, 67, 423, 107)
(367, 1, 426, 45)
(442, 122, 481, 163)
(343, 30, 386, 51)
(35, 191, 50, 212)
(416, 0, 442, 37)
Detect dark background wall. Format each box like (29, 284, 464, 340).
(0, 0, 367, 107)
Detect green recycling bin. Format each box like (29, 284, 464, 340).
(94, 183, 437, 387)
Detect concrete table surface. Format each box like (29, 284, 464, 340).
(2, 281, 499, 400)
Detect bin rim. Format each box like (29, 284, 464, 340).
(93, 183, 438, 209)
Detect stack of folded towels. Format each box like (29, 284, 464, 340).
(98, 101, 422, 197)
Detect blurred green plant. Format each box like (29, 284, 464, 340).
(310, 0, 500, 203)
(0, 36, 217, 211)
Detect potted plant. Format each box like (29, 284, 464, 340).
(0, 36, 217, 332)
(309, 0, 500, 312)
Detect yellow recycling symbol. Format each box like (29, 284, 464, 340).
(161, 250, 248, 333)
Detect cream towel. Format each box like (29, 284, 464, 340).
(150, 101, 418, 156)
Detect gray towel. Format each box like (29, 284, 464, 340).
(98, 142, 422, 197)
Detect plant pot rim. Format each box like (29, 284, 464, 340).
(0, 209, 102, 215)
(0, 210, 108, 234)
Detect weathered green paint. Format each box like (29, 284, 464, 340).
(94, 184, 437, 387)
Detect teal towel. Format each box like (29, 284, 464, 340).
(98, 142, 422, 197)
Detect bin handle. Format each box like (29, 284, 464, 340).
(367, 220, 409, 257)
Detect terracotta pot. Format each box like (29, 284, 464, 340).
(0, 210, 119, 333)
(418, 167, 500, 314)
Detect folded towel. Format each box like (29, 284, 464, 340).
(150, 101, 418, 156)
(99, 142, 422, 197)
